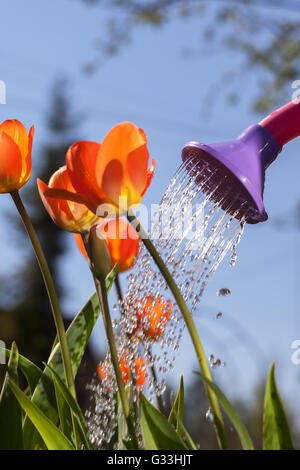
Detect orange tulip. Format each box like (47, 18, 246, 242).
(97, 357, 130, 386)
(0, 119, 34, 193)
(74, 218, 139, 273)
(37, 166, 98, 232)
(74, 232, 88, 259)
(134, 356, 147, 389)
(131, 296, 173, 341)
(66, 122, 155, 214)
(102, 218, 139, 273)
(98, 354, 147, 389)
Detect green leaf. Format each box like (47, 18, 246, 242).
(195, 372, 254, 450)
(8, 379, 74, 450)
(140, 394, 187, 450)
(45, 363, 92, 450)
(0, 342, 23, 450)
(116, 386, 131, 450)
(3, 348, 42, 394)
(263, 362, 294, 450)
(107, 391, 120, 450)
(52, 367, 73, 439)
(122, 439, 136, 450)
(172, 409, 198, 450)
(23, 265, 117, 450)
(168, 376, 184, 435)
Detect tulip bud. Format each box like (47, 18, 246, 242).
(87, 224, 112, 281)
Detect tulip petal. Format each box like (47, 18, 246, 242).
(37, 178, 62, 226)
(101, 158, 123, 206)
(126, 144, 149, 196)
(117, 221, 139, 272)
(97, 122, 147, 187)
(23, 125, 34, 183)
(37, 166, 98, 232)
(141, 159, 156, 197)
(102, 218, 139, 272)
(37, 178, 78, 231)
(0, 132, 22, 193)
(43, 187, 97, 214)
(66, 141, 104, 206)
(74, 233, 88, 259)
(0, 119, 29, 159)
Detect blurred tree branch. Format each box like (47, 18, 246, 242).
(80, 0, 300, 112)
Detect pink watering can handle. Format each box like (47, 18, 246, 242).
(259, 100, 300, 148)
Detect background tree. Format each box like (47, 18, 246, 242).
(0, 78, 98, 408)
(82, 0, 300, 112)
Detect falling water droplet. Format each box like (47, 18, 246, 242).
(205, 408, 214, 422)
(211, 358, 221, 368)
(230, 220, 245, 267)
(216, 288, 231, 297)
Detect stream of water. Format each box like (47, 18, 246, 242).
(87, 160, 247, 447)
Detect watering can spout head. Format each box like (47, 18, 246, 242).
(182, 100, 300, 224)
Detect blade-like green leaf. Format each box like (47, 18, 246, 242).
(9, 379, 74, 450)
(140, 394, 187, 450)
(52, 367, 73, 439)
(122, 439, 136, 450)
(117, 386, 131, 450)
(45, 363, 92, 450)
(263, 362, 294, 450)
(0, 342, 23, 450)
(107, 392, 120, 450)
(172, 409, 198, 450)
(168, 376, 184, 435)
(23, 265, 117, 450)
(3, 348, 42, 394)
(140, 403, 157, 450)
(195, 372, 254, 450)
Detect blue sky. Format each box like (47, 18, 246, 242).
(1, 0, 300, 423)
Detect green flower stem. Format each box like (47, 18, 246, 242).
(114, 274, 124, 308)
(10, 190, 76, 399)
(94, 275, 139, 449)
(127, 213, 228, 450)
